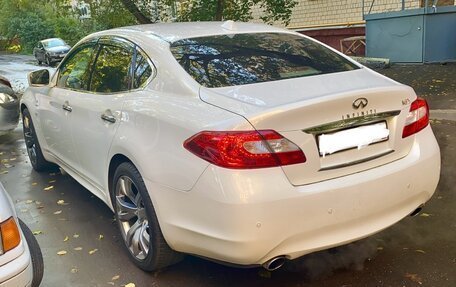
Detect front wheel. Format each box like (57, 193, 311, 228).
(45, 55, 52, 67)
(112, 162, 183, 271)
(19, 219, 44, 287)
(22, 108, 56, 171)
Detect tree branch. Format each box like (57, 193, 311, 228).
(119, 0, 153, 24)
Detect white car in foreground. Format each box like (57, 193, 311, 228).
(21, 21, 440, 271)
(0, 183, 43, 286)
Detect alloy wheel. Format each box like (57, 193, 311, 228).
(115, 176, 150, 261)
(23, 115, 38, 167)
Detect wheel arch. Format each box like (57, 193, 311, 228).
(108, 154, 135, 205)
(20, 103, 28, 113)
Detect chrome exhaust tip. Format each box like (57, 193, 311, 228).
(263, 256, 286, 271)
(410, 205, 424, 217)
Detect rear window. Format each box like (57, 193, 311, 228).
(170, 33, 359, 88)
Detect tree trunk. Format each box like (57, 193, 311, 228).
(119, 0, 153, 24)
(215, 0, 224, 21)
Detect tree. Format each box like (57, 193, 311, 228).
(119, 0, 153, 24)
(120, 0, 298, 26)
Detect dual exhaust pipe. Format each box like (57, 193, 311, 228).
(262, 256, 286, 271)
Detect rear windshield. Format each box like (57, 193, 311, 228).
(43, 39, 66, 48)
(170, 33, 359, 88)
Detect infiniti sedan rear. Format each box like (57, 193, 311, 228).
(21, 22, 440, 271)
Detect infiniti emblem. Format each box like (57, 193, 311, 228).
(352, 98, 368, 109)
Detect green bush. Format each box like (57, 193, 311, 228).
(0, 0, 134, 54)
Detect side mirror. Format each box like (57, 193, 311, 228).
(29, 69, 50, 86)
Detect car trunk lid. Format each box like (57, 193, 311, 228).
(200, 68, 417, 185)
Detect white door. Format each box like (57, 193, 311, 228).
(38, 43, 97, 168)
(68, 38, 136, 192)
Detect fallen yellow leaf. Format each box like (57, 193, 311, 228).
(89, 249, 98, 255)
(420, 213, 432, 217)
(49, 180, 56, 183)
(415, 249, 426, 254)
(73, 234, 80, 238)
(112, 275, 120, 281)
(57, 250, 67, 256)
(64, 236, 69, 242)
(125, 284, 136, 287)
(74, 247, 83, 251)
(57, 199, 67, 205)
(33, 230, 43, 235)
(71, 267, 78, 273)
(25, 200, 34, 204)
(53, 210, 62, 215)
(44, 186, 54, 191)
(99, 234, 104, 240)
(31, 182, 38, 186)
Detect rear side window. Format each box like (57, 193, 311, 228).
(57, 45, 95, 90)
(170, 33, 359, 88)
(132, 50, 153, 89)
(90, 44, 133, 93)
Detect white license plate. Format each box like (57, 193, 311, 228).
(318, 122, 389, 157)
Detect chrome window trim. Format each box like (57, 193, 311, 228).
(303, 110, 401, 135)
(53, 35, 156, 96)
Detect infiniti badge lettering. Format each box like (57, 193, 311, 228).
(353, 98, 368, 109)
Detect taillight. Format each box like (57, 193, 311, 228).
(184, 130, 306, 169)
(402, 98, 430, 138)
(0, 217, 21, 254)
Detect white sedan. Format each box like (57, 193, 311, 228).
(0, 183, 43, 286)
(21, 21, 440, 271)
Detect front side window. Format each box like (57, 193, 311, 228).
(57, 45, 95, 90)
(170, 33, 359, 88)
(90, 44, 133, 93)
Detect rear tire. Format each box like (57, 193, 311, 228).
(112, 162, 183, 271)
(19, 219, 44, 287)
(22, 108, 57, 172)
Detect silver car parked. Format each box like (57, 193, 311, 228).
(0, 182, 43, 287)
(0, 76, 20, 136)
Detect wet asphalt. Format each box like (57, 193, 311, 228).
(0, 55, 455, 287)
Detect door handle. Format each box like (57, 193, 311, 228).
(101, 113, 116, 123)
(62, 102, 72, 112)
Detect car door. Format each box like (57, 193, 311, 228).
(34, 42, 44, 62)
(67, 37, 135, 192)
(37, 41, 97, 169)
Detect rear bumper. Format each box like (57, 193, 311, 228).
(148, 126, 440, 265)
(49, 54, 66, 62)
(0, 241, 33, 287)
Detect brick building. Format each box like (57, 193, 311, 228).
(253, 0, 456, 55)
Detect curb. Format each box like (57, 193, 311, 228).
(351, 56, 390, 69)
(430, 109, 456, 121)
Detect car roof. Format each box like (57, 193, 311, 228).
(41, 38, 64, 43)
(99, 21, 295, 43)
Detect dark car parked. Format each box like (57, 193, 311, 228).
(0, 76, 19, 135)
(33, 38, 71, 66)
